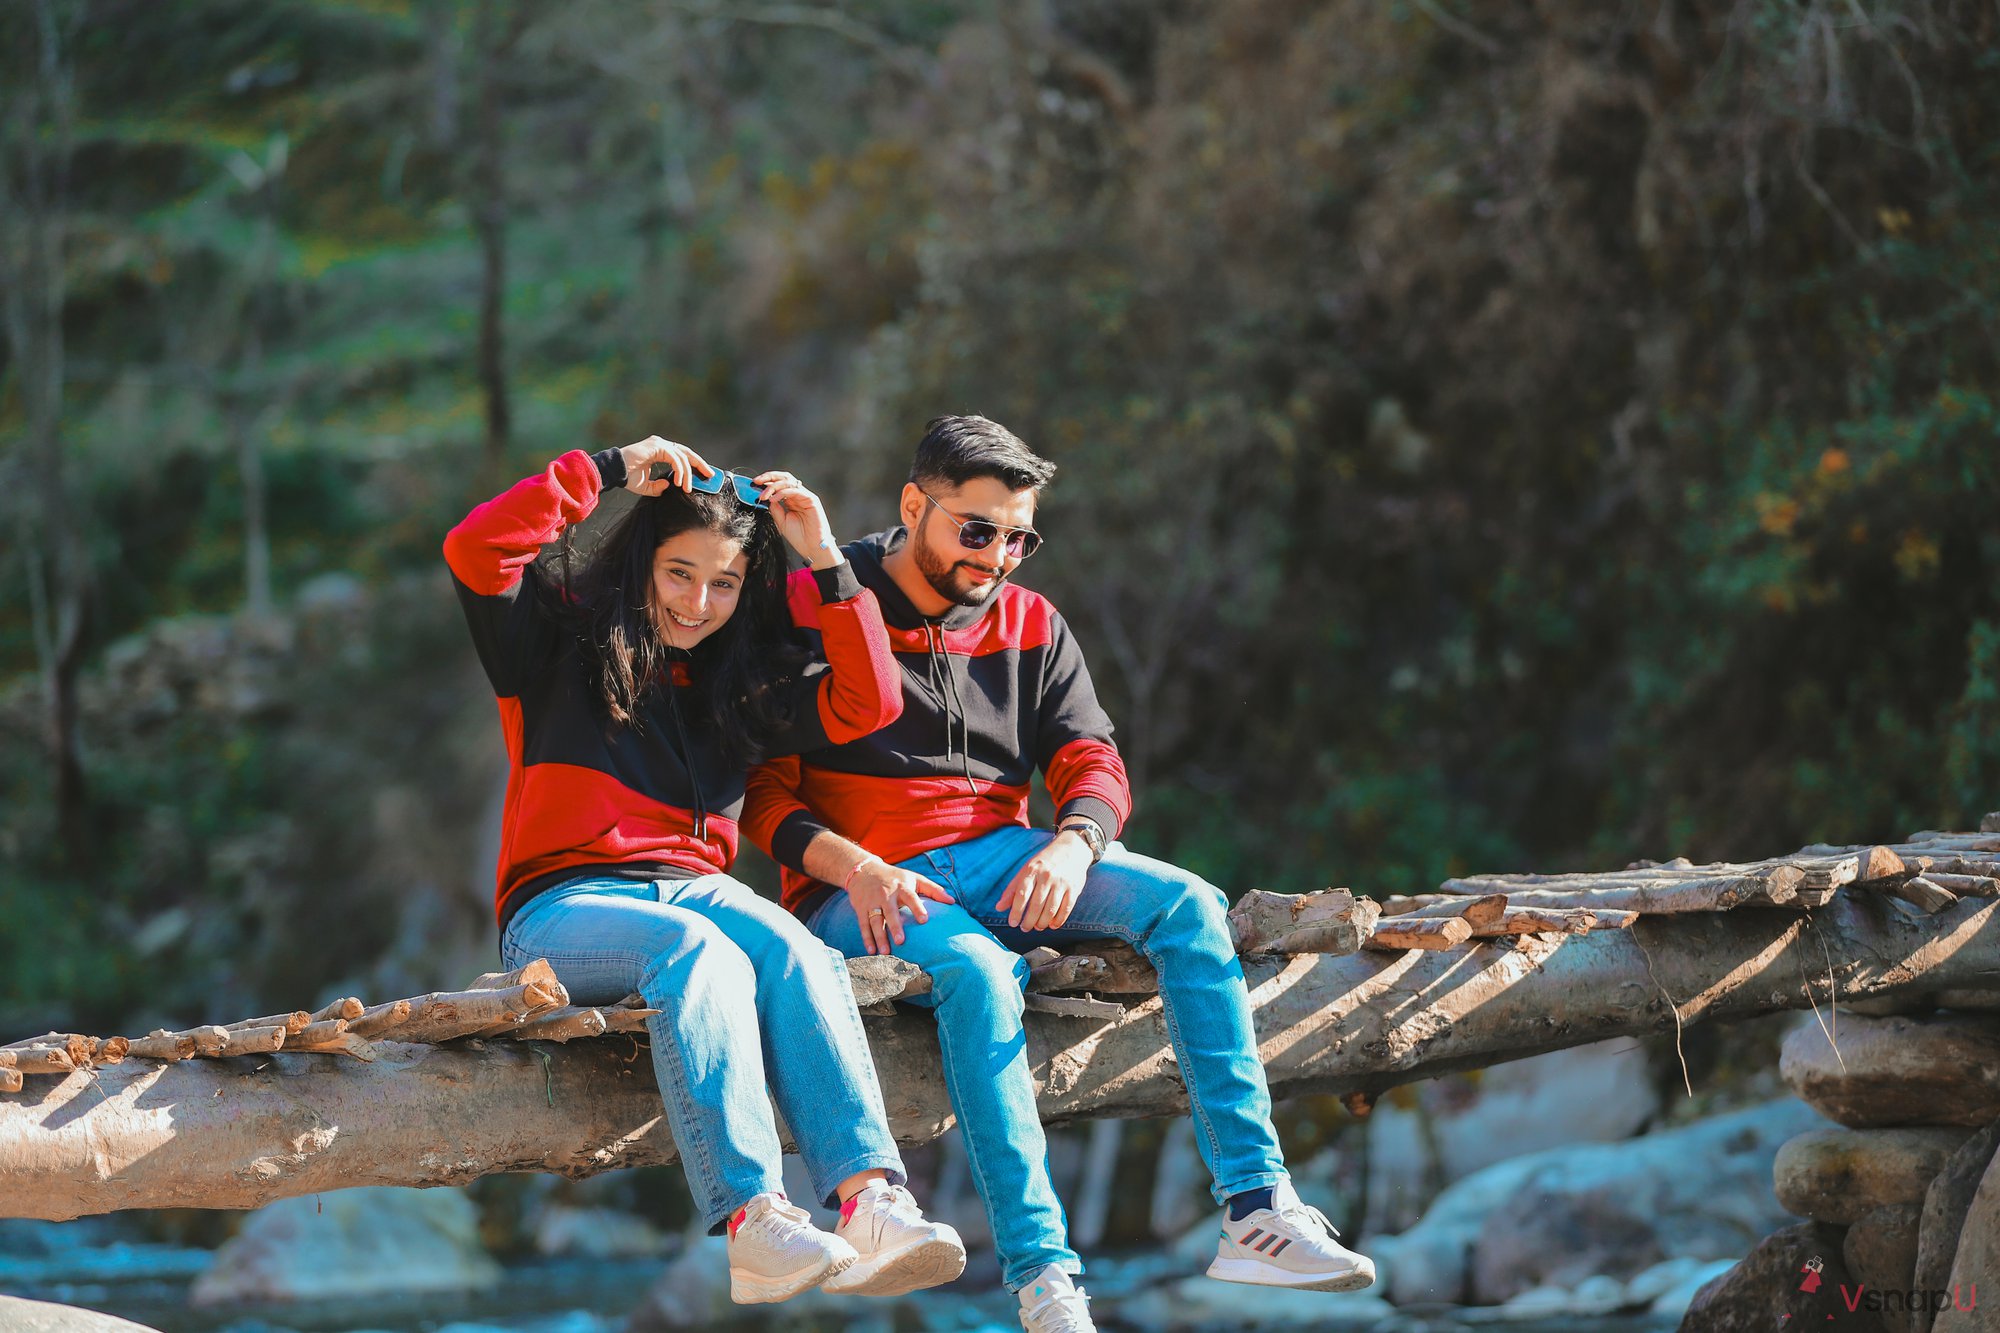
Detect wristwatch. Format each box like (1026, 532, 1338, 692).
(1057, 816, 1107, 864)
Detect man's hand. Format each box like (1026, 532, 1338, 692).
(996, 832, 1095, 931)
(844, 858, 954, 956)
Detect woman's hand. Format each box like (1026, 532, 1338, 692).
(619, 436, 713, 496)
(756, 471, 843, 570)
(844, 857, 954, 955)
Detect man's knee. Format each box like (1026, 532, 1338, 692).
(927, 934, 1029, 1014)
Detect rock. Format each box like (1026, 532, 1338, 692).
(0, 1297, 163, 1332)
(1369, 1097, 1822, 1306)
(1677, 1221, 1854, 1332)
(1913, 1119, 2000, 1333)
(188, 1186, 501, 1306)
(1935, 1141, 2000, 1332)
(1782, 1012, 2000, 1127)
(624, 1234, 839, 1331)
(531, 1204, 669, 1259)
(1360, 1038, 1662, 1234)
(1842, 1204, 1921, 1309)
(1637, 1257, 1737, 1318)
(1775, 1127, 1972, 1224)
(1472, 1186, 1664, 1302)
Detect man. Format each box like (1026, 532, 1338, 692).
(744, 416, 1373, 1332)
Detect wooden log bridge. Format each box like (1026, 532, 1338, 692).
(4, 827, 1999, 1220)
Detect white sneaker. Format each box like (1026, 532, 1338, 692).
(1017, 1263, 1094, 1333)
(822, 1181, 967, 1296)
(725, 1192, 857, 1304)
(1206, 1180, 1376, 1292)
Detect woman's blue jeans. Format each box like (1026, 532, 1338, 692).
(502, 873, 906, 1233)
(806, 826, 1288, 1290)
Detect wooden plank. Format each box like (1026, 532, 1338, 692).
(1366, 916, 1473, 951)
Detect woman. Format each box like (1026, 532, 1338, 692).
(444, 435, 964, 1305)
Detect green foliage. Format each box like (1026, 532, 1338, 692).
(2, 0, 1997, 1031)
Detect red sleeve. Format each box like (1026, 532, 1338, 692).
(744, 755, 812, 858)
(443, 450, 604, 595)
(808, 568, 903, 745)
(1045, 737, 1132, 839)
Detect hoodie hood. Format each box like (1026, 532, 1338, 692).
(843, 526, 1010, 631)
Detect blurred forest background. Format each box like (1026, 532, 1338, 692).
(1, 0, 1996, 1044)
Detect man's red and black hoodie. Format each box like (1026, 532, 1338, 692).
(744, 527, 1133, 915)
(444, 449, 903, 931)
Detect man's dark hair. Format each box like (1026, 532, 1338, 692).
(909, 415, 1057, 492)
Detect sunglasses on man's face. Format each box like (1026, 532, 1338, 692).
(921, 490, 1043, 558)
(651, 463, 770, 509)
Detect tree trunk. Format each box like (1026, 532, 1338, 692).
(2, 0, 89, 867)
(470, 0, 521, 462)
(5, 893, 1998, 1220)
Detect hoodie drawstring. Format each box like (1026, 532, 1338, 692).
(664, 668, 708, 841)
(924, 621, 978, 797)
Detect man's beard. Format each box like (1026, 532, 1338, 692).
(912, 523, 1002, 607)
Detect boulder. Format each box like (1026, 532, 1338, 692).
(1635, 1257, 1739, 1319)
(188, 1186, 501, 1306)
(625, 1234, 838, 1331)
(1913, 1119, 2000, 1333)
(1934, 1143, 2000, 1332)
(1781, 1013, 2000, 1128)
(1677, 1222, 1854, 1332)
(1370, 1098, 1822, 1306)
(1842, 1204, 1922, 1316)
(1472, 1187, 1663, 1302)
(1775, 1127, 1973, 1224)
(530, 1204, 669, 1259)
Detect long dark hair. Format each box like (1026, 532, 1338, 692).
(544, 487, 806, 769)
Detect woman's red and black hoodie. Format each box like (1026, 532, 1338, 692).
(744, 527, 1133, 915)
(444, 449, 902, 931)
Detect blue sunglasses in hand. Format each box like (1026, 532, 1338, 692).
(649, 462, 770, 509)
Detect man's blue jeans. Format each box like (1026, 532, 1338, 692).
(503, 873, 906, 1233)
(805, 826, 1289, 1290)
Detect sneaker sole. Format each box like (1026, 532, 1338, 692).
(1205, 1254, 1377, 1293)
(822, 1233, 967, 1297)
(729, 1248, 857, 1305)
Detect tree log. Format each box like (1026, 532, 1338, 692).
(311, 998, 365, 1024)
(1437, 864, 1804, 912)
(1880, 876, 1960, 913)
(1227, 888, 1377, 954)
(10, 892, 1997, 1219)
(345, 999, 413, 1039)
(363, 982, 566, 1044)
(1366, 916, 1473, 951)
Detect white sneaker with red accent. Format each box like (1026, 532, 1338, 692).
(725, 1192, 857, 1304)
(1206, 1181, 1376, 1292)
(822, 1181, 967, 1296)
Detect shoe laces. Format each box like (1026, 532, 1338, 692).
(1021, 1283, 1092, 1333)
(871, 1183, 923, 1221)
(1275, 1196, 1339, 1240)
(741, 1193, 814, 1241)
